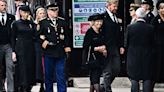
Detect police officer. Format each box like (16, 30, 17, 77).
(141, 0, 154, 23)
(39, 3, 71, 92)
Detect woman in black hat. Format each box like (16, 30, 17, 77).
(151, 0, 164, 83)
(34, 6, 46, 92)
(82, 13, 107, 92)
(11, 5, 36, 92)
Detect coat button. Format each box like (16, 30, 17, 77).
(56, 33, 58, 35)
(57, 41, 59, 43)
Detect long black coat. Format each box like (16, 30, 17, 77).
(101, 12, 123, 75)
(126, 20, 154, 80)
(151, 15, 164, 82)
(82, 27, 106, 69)
(101, 12, 123, 56)
(11, 19, 36, 87)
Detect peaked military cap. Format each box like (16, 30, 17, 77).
(46, 3, 59, 11)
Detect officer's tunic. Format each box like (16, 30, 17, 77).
(39, 17, 70, 92)
(39, 17, 70, 58)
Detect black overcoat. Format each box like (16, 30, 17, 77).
(126, 20, 154, 80)
(151, 15, 164, 82)
(11, 19, 36, 86)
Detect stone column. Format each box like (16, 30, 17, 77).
(7, 0, 15, 14)
(152, 0, 158, 16)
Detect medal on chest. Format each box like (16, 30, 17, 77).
(48, 27, 50, 33)
(29, 24, 32, 29)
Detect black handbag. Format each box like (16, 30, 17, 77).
(82, 46, 99, 70)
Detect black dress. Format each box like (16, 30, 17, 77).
(11, 19, 36, 87)
(83, 27, 105, 85)
(151, 15, 164, 82)
(34, 23, 44, 82)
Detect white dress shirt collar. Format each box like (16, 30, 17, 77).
(106, 8, 118, 23)
(0, 12, 7, 25)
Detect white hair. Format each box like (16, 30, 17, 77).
(135, 7, 146, 18)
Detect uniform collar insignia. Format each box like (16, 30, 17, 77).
(158, 19, 161, 23)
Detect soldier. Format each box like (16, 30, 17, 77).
(39, 3, 71, 92)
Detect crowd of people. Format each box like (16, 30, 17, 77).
(82, 0, 164, 92)
(0, 0, 164, 92)
(0, 0, 71, 92)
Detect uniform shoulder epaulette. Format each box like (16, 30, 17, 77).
(58, 17, 65, 20)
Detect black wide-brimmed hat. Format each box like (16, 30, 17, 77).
(88, 13, 103, 21)
(46, 3, 59, 11)
(19, 5, 30, 12)
(156, 0, 164, 10)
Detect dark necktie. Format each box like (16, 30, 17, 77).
(113, 14, 116, 23)
(1, 14, 4, 25)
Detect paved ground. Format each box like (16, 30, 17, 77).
(31, 85, 164, 92)
(4, 77, 164, 92)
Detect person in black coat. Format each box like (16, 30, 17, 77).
(83, 13, 107, 92)
(151, 0, 164, 83)
(11, 5, 36, 92)
(100, 0, 125, 92)
(39, 3, 71, 92)
(0, 0, 15, 91)
(34, 6, 46, 92)
(126, 8, 154, 92)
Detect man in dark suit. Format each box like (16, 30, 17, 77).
(101, 0, 124, 92)
(39, 3, 71, 92)
(0, 0, 15, 92)
(126, 7, 154, 92)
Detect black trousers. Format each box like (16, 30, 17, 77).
(102, 55, 121, 92)
(131, 79, 153, 92)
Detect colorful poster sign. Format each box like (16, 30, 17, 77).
(73, 0, 106, 48)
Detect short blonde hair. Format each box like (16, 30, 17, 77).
(106, 0, 119, 7)
(107, 0, 118, 4)
(36, 7, 46, 16)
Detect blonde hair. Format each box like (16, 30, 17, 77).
(35, 7, 46, 23)
(107, 0, 118, 4)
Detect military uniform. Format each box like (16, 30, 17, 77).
(39, 15, 71, 92)
(145, 11, 154, 24)
(39, 17, 70, 58)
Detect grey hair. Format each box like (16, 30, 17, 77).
(106, 0, 119, 7)
(135, 8, 146, 18)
